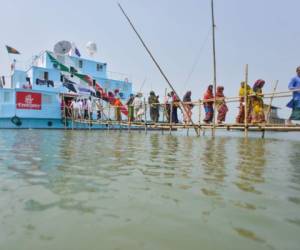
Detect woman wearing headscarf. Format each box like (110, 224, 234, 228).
(182, 91, 193, 124)
(163, 92, 171, 122)
(250, 79, 266, 123)
(114, 97, 122, 121)
(126, 94, 135, 122)
(236, 82, 252, 123)
(203, 85, 214, 123)
(216, 86, 228, 123)
(171, 91, 179, 123)
(148, 91, 160, 122)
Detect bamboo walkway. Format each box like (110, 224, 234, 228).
(63, 84, 300, 138)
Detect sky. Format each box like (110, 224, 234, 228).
(0, 0, 299, 120)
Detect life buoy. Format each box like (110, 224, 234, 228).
(11, 116, 22, 126)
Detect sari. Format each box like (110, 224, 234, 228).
(250, 79, 265, 123)
(114, 98, 122, 121)
(183, 91, 193, 124)
(236, 83, 252, 123)
(216, 86, 228, 123)
(203, 85, 214, 123)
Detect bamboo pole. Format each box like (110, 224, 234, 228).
(244, 64, 249, 137)
(63, 94, 67, 130)
(266, 80, 279, 123)
(162, 88, 167, 135)
(211, 0, 217, 138)
(170, 103, 173, 134)
(108, 102, 111, 131)
(198, 100, 202, 136)
(128, 104, 131, 132)
(144, 98, 147, 133)
(118, 3, 199, 136)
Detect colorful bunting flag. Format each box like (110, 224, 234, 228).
(47, 52, 69, 72)
(75, 47, 81, 57)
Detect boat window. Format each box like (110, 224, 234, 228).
(3, 91, 12, 103)
(43, 94, 52, 104)
(44, 71, 49, 81)
(96, 64, 102, 71)
(79, 60, 83, 68)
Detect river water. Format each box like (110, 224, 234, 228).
(0, 130, 299, 250)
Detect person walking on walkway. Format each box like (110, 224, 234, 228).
(148, 91, 160, 122)
(250, 79, 266, 123)
(236, 82, 252, 123)
(182, 91, 193, 124)
(287, 66, 300, 123)
(126, 94, 135, 122)
(216, 86, 228, 124)
(203, 85, 214, 124)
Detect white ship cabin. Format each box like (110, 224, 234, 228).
(9, 51, 132, 100)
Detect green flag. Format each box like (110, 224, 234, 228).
(47, 52, 69, 72)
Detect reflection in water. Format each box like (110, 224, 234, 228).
(289, 141, 300, 187)
(163, 135, 179, 165)
(149, 133, 160, 160)
(1, 131, 300, 250)
(201, 138, 227, 198)
(235, 138, 266, 194)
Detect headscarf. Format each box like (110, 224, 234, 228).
(239, 82, 252, 97)
(253, 79, 265, 92)
(216, 86, 224, 97)
(183, 91, 192, 102)
(204, 85, 214, 100)
(114, 98, 122, 106)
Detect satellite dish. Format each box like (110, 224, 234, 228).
(54, 41, 72, 55)
(86, 41, 97, 56)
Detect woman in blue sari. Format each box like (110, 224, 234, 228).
(287, 66, 300, 122)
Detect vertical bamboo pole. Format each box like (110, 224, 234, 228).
(88, 100, 91, 131)
(162, 88, 167, 135)
(169, 103, 173, 134)
(211, 0, 217, 138)
(71, 108, 74, 130)
(262, 80, 278, 139)
(266, 80, 279, 123)
(108, 102, 111, 131)
(63, 94, 67, 130)
(128, 102, 131, 132)
(144, 97, 147, 133)
(198, 100, 201, 136)
(244, 64, 249, 137)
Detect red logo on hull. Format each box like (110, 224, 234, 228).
(16, 92, 42, 110)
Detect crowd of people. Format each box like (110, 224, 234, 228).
(61, 97, 103, 120)
(61, 66, 300, 124)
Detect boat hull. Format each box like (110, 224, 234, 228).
(0, 118, 139, 130)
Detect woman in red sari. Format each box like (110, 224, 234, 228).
(216, 86, 228, 123)
(203, 85, 214, 123)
